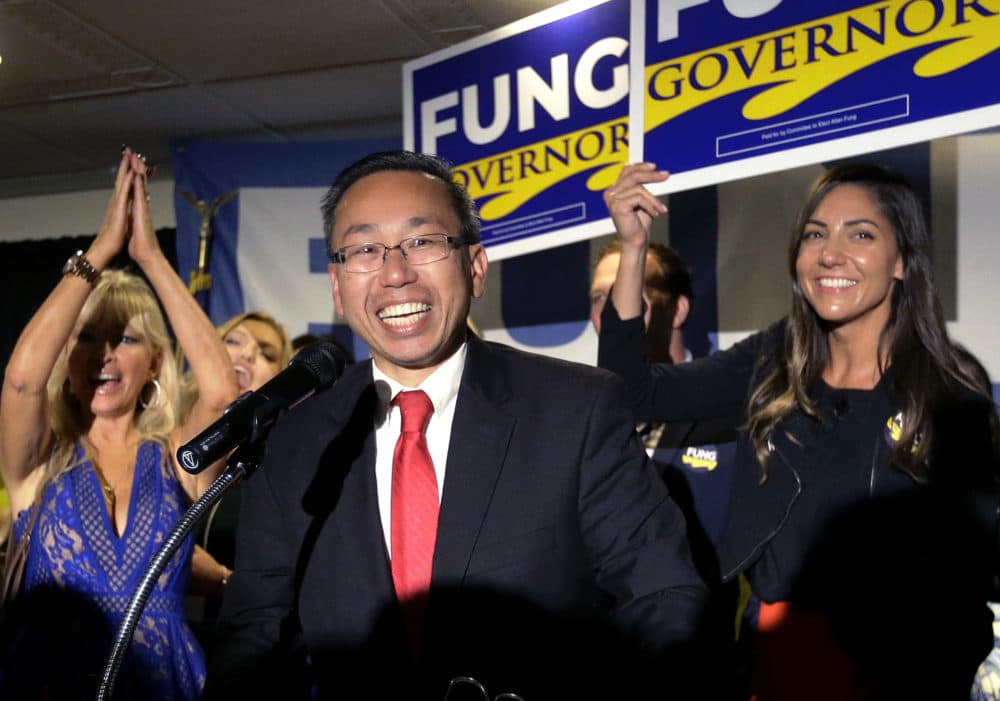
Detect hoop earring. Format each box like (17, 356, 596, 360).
(140, 378, 162, 410)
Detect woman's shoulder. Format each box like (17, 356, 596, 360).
(926, 381, 999, 487)
(931, 372, 997, 426)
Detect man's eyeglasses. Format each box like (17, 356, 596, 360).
(330, 233, 466, 273)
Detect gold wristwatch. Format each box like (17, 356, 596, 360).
(62, 250, 101, 285)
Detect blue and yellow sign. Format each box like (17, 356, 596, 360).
(404, 0, 632, 261)
(405, 0, 1000, 257)
(638, 0, 1000, 192)
(680, 444, 720, 471)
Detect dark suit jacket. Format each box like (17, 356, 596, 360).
(206, 336, 708, 699)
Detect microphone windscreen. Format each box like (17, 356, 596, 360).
(292, 341, 349, 390)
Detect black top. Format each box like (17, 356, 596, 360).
(598, 300, 1000, 698)
(749, 376, 914, 601)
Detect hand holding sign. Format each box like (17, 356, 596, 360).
(603, 162, 669, 251)
(603, 162, 669, 323)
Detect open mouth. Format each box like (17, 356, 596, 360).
(92, 372, 122, 394)
(234, 365, 253, 391)
(378, 302, 431, 327)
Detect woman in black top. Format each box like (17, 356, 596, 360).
(598, 162, 1000, 700)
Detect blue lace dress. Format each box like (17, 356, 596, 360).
(0, 441, 204, 700)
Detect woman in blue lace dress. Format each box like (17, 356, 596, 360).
(0, 148, 239, 699)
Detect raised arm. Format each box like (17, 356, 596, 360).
(0, 153, 133, 513)
(125, 156, 239, 498)
(604, 162, 670, 321)
(598, 162, 769, 424)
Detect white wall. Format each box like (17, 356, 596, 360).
(950, 133, 1000, 381)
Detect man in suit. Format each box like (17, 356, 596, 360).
(206, 151, 708, 699)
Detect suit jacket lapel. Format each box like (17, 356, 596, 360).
(432, 338, 515, 585)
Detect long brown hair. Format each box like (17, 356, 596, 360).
(747, 163, 990, 480)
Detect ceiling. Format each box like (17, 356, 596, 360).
(0, 0, 565, 198)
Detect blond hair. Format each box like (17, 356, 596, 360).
(45, 270, 180, 479)
(179, 310, 292, 420)
(215, 311, 293, 368)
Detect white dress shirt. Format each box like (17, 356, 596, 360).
(372, 343, 466, 556)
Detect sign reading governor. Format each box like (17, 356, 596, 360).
(646, 0, 999, 129)
(418, 32, 629, 221)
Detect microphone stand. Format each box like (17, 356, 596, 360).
(95, 407, 274, 701)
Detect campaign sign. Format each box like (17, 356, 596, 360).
(636, 0, 1000, 193)
(404, 0, 631, 261)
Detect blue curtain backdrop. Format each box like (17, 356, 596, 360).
(171, 139, 399, 327)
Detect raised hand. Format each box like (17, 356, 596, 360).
(87, 151, 135, 270)
(603, 162, 670, 322)
(603, 162, 670, 251)
(125, 149, 162, 266)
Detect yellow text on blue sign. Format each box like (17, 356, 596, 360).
(452, 117, 629, 221)
(646, 0, 999, 130)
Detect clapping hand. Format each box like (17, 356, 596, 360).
(88, 147, 160, 269)
(124, 148, 161, 267)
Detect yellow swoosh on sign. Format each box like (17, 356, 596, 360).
(454, 117, 630, 221)
(645, 0, 1000, 129)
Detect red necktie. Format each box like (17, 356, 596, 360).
(390, 390, 439, 644)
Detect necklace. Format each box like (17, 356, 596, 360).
(93, 460, 135, 518)
(94, 465, 119, 513)
(84, 438, 137, 525)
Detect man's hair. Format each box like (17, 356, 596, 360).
(320, 150, 481, 259)
(596, 239, 694, 303)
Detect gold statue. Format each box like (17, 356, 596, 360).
(175, 190, 237, 366)
(178, 189, 238, 296)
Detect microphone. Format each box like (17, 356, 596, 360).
(177, 341, 348, 473)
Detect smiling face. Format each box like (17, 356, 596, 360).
(794, 183, 904, 335)
(328, 169, 487, 386)
(65, 312, 160, 420)
(223, 319, 284, 392)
